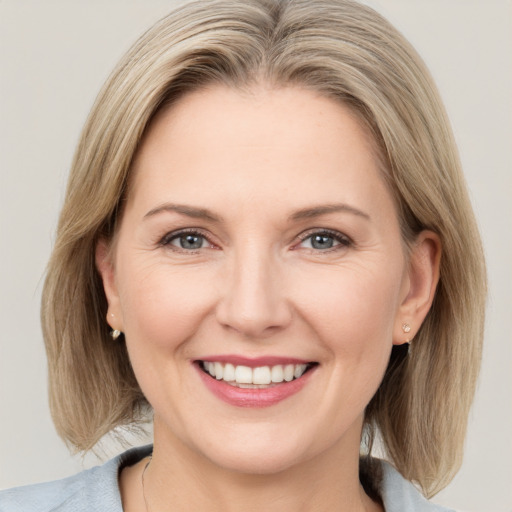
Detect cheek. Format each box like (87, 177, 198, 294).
(115, 257, 218, 416)
(294, 265, 402, 432)
(117, 256, 215, 354)
(295, 262, 402, 365)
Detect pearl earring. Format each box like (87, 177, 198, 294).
(402, 323, 411, 334)
(110, 329, 122, 340)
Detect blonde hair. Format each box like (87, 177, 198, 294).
(42, 0, 486, 497)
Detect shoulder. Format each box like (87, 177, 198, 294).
(0, 445, 152, 512)
(378, 460, 456, 512)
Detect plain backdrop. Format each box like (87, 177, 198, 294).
(1, 1, 511, 510)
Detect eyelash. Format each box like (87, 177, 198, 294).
(158, 228, 352, 254)
(295, 229, 352, 253)
(158, 228, 214, 253)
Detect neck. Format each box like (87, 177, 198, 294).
(134, 420, 382, 512)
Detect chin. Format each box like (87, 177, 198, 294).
(181, 419, 323, 476)
(204, 444, 306, 476)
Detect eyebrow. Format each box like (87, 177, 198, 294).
(143, 202, 370, 223)
(288, 203, 371, 222)
(143, 203, 222, 222)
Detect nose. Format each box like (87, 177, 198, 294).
(215, 247, 292, 339)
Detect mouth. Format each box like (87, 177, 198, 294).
(197, 360, 317, 388)
(193, 358, 318, 407)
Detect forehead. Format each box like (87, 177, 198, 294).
(127, 84, 393, 219)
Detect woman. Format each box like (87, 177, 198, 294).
(0, 0, 486, 510)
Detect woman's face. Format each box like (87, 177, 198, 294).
(99, 85, 428, 474)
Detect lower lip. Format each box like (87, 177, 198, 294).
(195, 364, 316, 408)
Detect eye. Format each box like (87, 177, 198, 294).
(297, 230, 351, 251)
(159, 229, 212, 252)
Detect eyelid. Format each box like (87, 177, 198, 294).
(294, 228, 353, 250)
(158, 227, 217, 251)
(156, 227, 352, 253)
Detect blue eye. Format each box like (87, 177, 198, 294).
(299, 231, 350, 251)
(160, 230, 209, 251)
(172, 233, 206, 250)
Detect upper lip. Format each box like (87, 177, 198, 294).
(195, 355, 314, 367)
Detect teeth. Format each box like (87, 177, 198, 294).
(271, 365, 284, 383)
(253, 366, 271, 385)
(284, 364, 295, 382)
(294, 364, 307, 379)
(201, 361, 311, 386)
(214, 362, 223, 380)
(234, 365, 252, 384)
(223, 363, 235, 381)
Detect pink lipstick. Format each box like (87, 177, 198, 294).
(193, 356, 318, 408)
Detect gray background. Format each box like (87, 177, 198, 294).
(1, 1, 511, 510)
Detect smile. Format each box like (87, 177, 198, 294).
(194, 358, 318, 408)
(200, 361, 313, 388)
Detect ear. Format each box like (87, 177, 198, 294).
(95, 238, 124, 332)
(393, 230, 441, 345)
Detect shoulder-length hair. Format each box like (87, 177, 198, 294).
(41, 0, 486, 497)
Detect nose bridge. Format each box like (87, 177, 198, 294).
(216, 242, 291, 337)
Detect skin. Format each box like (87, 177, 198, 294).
(97, 84, 440, 511)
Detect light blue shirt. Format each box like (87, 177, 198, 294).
(0, 445, 454, 511)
